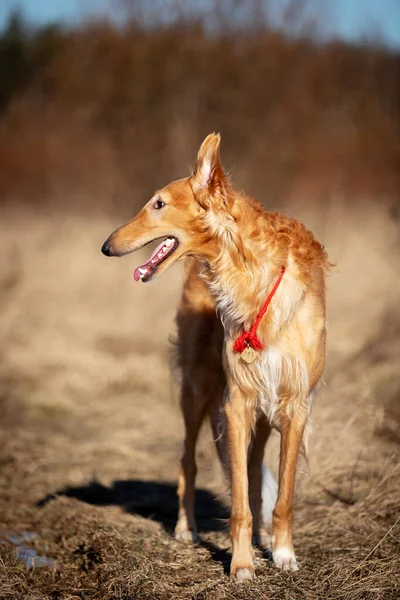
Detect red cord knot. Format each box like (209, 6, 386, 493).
(233, 331, 264, 354)
(233, 266, 285, 354)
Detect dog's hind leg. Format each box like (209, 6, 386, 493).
(248, 417, 275, 547)
(174, 378, 208, 542)
(174, 259, 224, 542)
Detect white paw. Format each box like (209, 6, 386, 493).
(273, 546, 299, 571)
(174, 528, 197, 542)
(232, 567, 255, 582)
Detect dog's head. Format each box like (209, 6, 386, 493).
(101, 133, 232, 282)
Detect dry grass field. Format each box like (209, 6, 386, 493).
(0, 193, 399, 599)
(0, 4, 399, 597)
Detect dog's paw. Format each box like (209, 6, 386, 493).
(273, 546, 299, 571)
(174, 527, 197, 543)
(231, 566, 255, 583)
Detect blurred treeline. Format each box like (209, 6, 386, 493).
(0, 4, 399, 216)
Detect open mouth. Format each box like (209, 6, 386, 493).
(134, 236, 179, 282)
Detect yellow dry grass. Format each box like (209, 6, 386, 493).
(0, 196, 399, 599)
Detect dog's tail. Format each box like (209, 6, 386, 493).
(262, 464, 278, 524)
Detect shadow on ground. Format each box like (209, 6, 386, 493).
(37, 480, 229, 534)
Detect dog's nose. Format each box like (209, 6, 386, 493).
(101, 240, 112, 256)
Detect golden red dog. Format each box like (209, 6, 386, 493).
(102, 133, 329, 581)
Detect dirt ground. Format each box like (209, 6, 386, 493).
(0, 202, 399, 600)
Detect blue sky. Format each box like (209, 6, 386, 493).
(0, 0, 399, 48)
(334, 0, 400, 47)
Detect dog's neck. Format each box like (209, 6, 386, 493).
(203, 195, 287, 334)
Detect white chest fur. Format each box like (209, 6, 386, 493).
(230, 345, 309, 426)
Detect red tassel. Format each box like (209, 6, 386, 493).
(233, 332, 264, 354)
(233, 266, 285, 355)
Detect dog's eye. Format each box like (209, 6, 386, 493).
(153, 199, 165, 210)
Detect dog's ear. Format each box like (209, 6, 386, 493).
(191, 133, 228, 208)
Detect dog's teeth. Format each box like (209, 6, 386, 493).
(165, 238, 173, 247)
(138, 268, 147, 276)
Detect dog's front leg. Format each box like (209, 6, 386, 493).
(225, 380, 255, 582)
(272, 409, 307, 571)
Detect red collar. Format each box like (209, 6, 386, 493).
(233, 266, 285, 354)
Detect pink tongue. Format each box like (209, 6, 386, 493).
(133, 239, 167, 282)
(133, 268, 144, 282)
